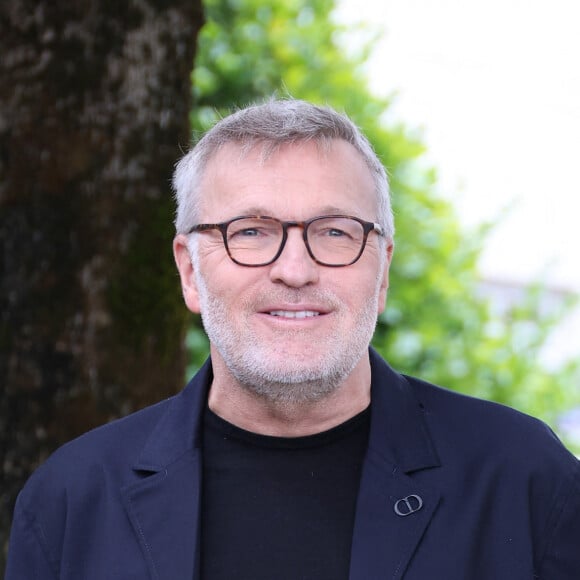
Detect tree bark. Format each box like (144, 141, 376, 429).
(0, 0, 203, 562)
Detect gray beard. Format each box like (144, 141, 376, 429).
(212, 332, 363, 404)
(195, 278, 378, 406)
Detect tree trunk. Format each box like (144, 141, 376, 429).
(0, 0, 203, 562)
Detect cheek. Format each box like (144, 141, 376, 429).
(349, 273, 385, 315)
(199, 267, 257, 312)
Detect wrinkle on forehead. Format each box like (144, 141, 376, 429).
(204, 136, 342, 167)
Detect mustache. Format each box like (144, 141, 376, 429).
(250, 288, 342, 308)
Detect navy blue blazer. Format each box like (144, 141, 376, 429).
(6, 350, 580, 579)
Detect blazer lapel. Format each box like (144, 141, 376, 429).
(122, 451, 202, 580)
(350, 350, 441, 580)
(121, 361, 212, 580)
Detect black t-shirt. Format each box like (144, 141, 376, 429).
(200, 404, 371, 580)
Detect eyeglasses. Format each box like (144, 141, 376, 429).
(187, 215, 384, 267)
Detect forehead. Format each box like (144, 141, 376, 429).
(197, 139, 378, 219)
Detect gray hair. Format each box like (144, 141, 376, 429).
(173, 99, 394, 240)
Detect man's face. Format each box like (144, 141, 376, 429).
(174, 140, 393, 403)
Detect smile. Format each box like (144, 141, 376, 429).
(268, 310, 321, 319)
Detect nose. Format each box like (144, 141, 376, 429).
(268, 227, 319, 288)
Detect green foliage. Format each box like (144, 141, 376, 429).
(189, 0, 580, 443)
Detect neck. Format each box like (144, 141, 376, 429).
(207, 352, 372, 437)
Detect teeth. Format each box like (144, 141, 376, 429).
(269, 310, 320, 319)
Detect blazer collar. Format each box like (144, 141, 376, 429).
(367, 347, 440, 473)
(132, 358, 212, 472)
(130, 349, 440, 474)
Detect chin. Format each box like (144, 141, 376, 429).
(237, 367, 344, 404)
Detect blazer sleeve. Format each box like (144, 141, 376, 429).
(5, 493, 58, 580)
(535, 463, 580, 579)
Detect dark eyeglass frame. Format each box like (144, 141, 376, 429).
(186, 214, 384, 267)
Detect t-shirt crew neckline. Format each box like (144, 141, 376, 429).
(204, 403, 371, 449)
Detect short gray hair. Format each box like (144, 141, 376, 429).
(173, 99, 394, 240)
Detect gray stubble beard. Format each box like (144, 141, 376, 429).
(193, 267, 380, 406)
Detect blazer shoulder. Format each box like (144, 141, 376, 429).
(19, 395, 176, 506)
(404, 373, 578, 470)
(18, 360, 211, 510)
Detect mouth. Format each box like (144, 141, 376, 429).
(268, 310, 321, 319)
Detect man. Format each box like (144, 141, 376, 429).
(6, 99, 580, 579)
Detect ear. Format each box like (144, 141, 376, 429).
(173, 234, 201, 314)
(377, 241, 394, 315)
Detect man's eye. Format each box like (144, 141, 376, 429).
(230, 227, 273, 239)
(318, 227, 351, 239)
(228, 220, 279, 241)
(238, 228, 260, 237)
